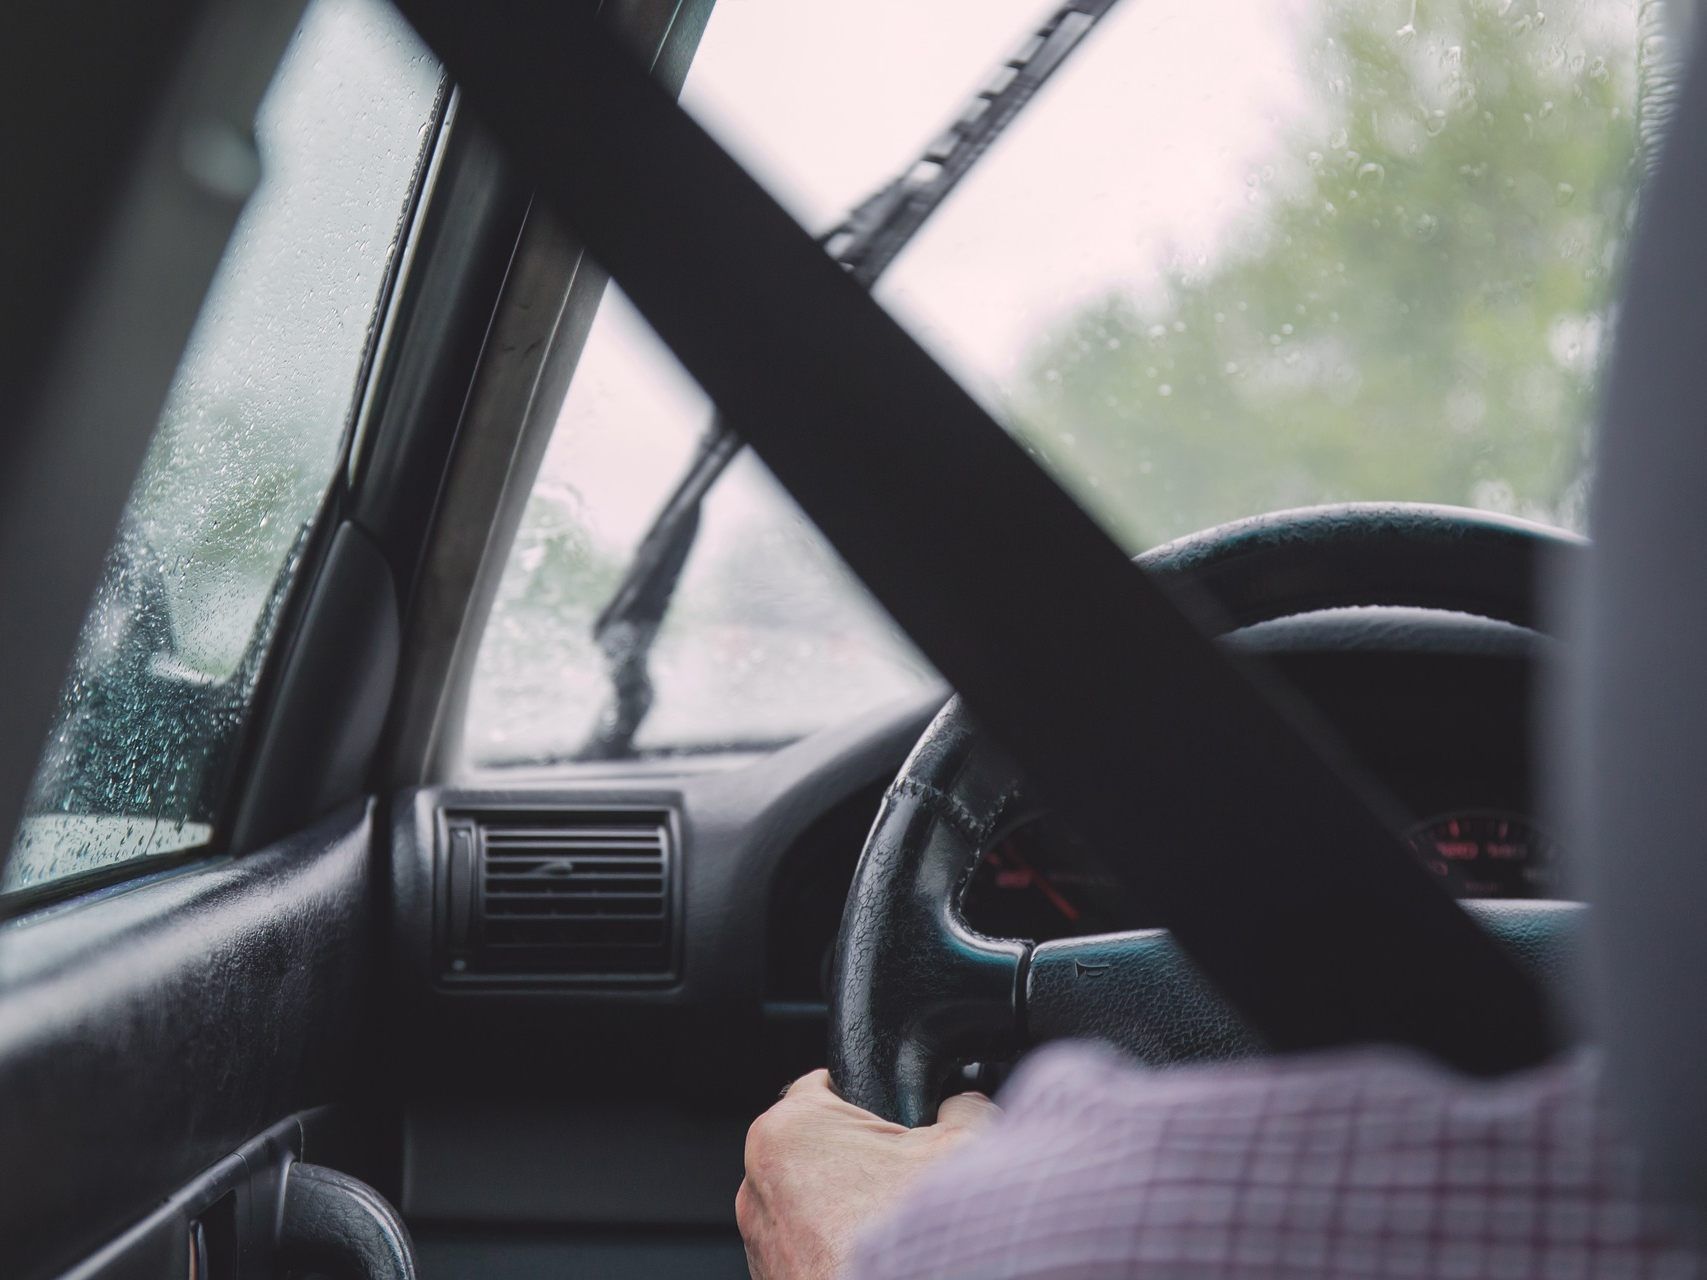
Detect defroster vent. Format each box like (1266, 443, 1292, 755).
(439, 809, 678, 984)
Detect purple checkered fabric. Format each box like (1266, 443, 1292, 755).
(851, 1043, 1703, 1279)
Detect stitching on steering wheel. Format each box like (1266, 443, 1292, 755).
(885, 776, 999, 847)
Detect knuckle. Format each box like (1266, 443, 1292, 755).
(734, 1178, 754, 1230)
(745, 1108, 777, 1163)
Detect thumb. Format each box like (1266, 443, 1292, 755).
(935, 1090, 1001, 1133)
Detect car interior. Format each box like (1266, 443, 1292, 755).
(5, 0, 1704, 1276)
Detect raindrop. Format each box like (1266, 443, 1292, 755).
(1395, 0, 1418, 41)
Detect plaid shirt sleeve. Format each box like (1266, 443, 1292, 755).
(849, 1042, 1703, 1280)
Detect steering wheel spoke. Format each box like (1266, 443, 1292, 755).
(1024, 901, 1582, 1069)
(1025, 930, 1262, 1065)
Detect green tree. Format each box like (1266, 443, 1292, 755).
(1014, 0, 1639, 549)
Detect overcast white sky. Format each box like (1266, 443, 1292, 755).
(532, 0, 1329, 557)
(693, 0, 1317, 378)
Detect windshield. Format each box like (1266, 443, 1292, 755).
(465, 0, 1653, 769)
(878, 0, 1641, 542)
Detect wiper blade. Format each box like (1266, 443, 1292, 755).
(580, 427, 740, 759)
(823, 0, 1121, 290)
(579, 0, 1123, 760)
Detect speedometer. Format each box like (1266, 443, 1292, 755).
(962, 807, 1563, 943)
(1404, 811, 1559, 899)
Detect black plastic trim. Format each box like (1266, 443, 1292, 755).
(390, 693, 945, 1020)
(433, 802, 684, 989)
(0, 806, 375, 1280)
(228, 522, 402, 854)
(345, 109, 530, 609)
(53, 1113, 305, 1280)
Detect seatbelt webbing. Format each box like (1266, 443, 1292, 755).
(395, 0, 1553, 1073)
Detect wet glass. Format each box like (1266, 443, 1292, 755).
(467, 0, 1657, 767)
(465, 292, 937, 766)
(879, 0, 1651, 546)
(3, 0, 441, 895)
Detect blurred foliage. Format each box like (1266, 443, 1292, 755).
(1013, 0, 1640, 549)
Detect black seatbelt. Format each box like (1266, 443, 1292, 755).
(395, 0, 1554, 1073)
(581, 0, 1124, 760)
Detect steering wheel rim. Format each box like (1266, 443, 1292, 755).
(828, 502, 1583, 1126)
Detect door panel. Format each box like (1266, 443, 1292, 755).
(0, 807, 374, 1280)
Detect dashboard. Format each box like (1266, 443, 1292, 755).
(386, 605, 1565, 1243)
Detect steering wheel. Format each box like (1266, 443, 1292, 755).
(828, 502, 1585, 1126)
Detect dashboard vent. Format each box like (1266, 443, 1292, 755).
(439, 809, 677, 984)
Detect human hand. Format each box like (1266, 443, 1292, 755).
(736, 1069, 999, 1280)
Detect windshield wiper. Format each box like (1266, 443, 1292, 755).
(578, 0, 1123, 760)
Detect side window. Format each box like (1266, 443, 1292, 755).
(2, 0, 441, 900)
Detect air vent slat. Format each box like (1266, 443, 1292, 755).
(485, 832, 663, 846)
(482, 863, 662, 874)
(486, 904, 666, 919)
(484, 883, 664, 895)
(486, 894, 664, 907)
(438, 809, 677, 984)
(488, 880, 665, 887)
(486, 920, 668, 939)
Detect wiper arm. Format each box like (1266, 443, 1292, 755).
(579, 0, 1123, 760)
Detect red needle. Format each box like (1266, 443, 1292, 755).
(995, 838, 1082, 923)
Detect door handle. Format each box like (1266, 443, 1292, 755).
(278, 1162, 417, 1280)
